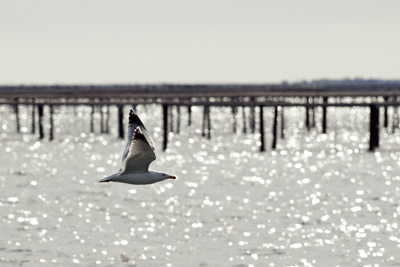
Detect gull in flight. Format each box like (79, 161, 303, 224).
(98, 109, 176, 185)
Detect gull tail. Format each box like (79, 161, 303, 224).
(97, 173, 119, 183)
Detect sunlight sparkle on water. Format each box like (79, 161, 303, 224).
(1, 105, 400, 266)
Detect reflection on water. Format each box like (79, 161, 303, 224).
(1, 105, 400, 266)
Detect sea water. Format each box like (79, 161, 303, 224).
(1, 104, 400, 266)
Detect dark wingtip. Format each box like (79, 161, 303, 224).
(133, 128, 151, 147)
(129, 109, 137, 124)
(128, 109, 147, 130)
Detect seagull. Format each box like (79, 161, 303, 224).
(120, 254, 130, 263)
(98, 109, 176, 185)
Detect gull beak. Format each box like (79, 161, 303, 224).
(168, 176, 177, 180)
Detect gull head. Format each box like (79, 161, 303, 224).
(162, 173, 177, 180)
(150, 171, 177, 183)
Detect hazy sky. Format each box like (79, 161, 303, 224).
(1, 0, 399, 84)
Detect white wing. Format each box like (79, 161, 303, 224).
(120, 128, 156, 173)
(122, 109, 155, 162)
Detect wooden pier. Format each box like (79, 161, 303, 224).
(1, 83, 400, 152)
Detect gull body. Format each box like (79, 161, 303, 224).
(98, 109, 176, 185)
(100, 171, 173, 185)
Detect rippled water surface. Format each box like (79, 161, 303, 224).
(1, 105, 400, 266)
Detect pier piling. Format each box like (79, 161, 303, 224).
(177, 106, 181, 134)
(393, 106, 399, 133)
(322, 97, 328, 134)
(49, 105, 54, 141)
(206, 106, 211, 139)
(169, 106, 174, 133)
(38, 104, 44, 139)
(90, 105, 95, 133)
(105, 105, 110, 134)
(118, 105, 124, 139)
(280, 106, 285, 139)
(311, 98, 316, 128)
(14, 98, 20, 133)
(31, 99, 36, 134)
(232, 106, 237, 134)
(202, 106, 207, 137)
(272, 107, 278, 150)
(163, 104, 168, 151)
(384, 96, 389, 128)
(369, 104, 380, 151)
(242, 107, 247, 134)
(187, 105, 192, 126)
(250, 105, 256, 133)
(259, 106, 265, 152)
(305, 98, 310, 131)
(100, 105, 105, 133)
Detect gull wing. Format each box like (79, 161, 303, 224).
(122, 109, 155, 162)
(120, 128, 156, 174)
